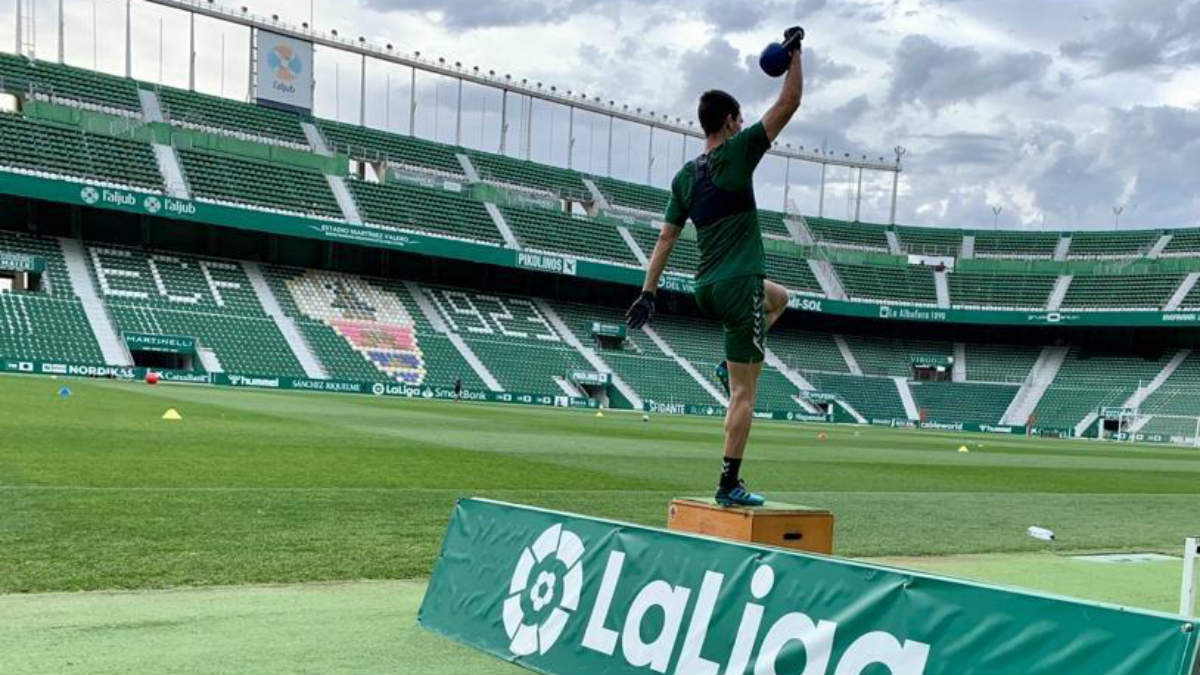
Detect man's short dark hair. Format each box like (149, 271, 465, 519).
(698, 90, 740, 136)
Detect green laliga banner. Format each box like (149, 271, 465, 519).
(420, 498, 1200, 675)
(124, 332, 197, 354)
(0, 250, 45, 274)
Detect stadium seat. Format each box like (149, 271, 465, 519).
(503, 205, 641, 266)
(317, 119, 466, 175)
(348, 178, 503, 244)
(1060, 274, 1183, 310)
(948, 271, 1056, 309)
(910, 381, 1017, 424)
(834, 263, 937, 305)
(804, 217, 889, 250)
(158, 86, 308, 145)
(0, 114, 162, 189)
(177, 148, 342, 218)
(0, 53, 140, 111)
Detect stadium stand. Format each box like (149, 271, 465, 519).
(85, 244, 305, 375)
(1060, 273, 1183, 310)
(348, 178, 503, 244)
(10, 54, 1200, 443)
(177, 148, 342, 218)
(627, 226, 699, 275)
(1067, 230, 1160, 259)
(317, 119, 466, 175)
(468, 150, 589, 200)
(553, 301, 718, 406)
(963, 343, 1041, 384)
(895, 225, 962, 256)
(0, 53, 140, 110)
(841, 335, 954, 378)
(1160, 230, 1200, 256)
(947, 270, 1056, 309)
(756, 210, 795, 239)
(423, 286, 589, 393)
(0, 113, 162, 189)
(804, 372, 907, 421)
(592, 175, 669, 213)
(765, 251, 823, 295)
(158, 86, 308, 145)
(263, 266, 425, 384)
(0, 231, 104, 362)
(769, 330, 849, 374)
(911, 381, 1016, 423)
(972, 231, 1060, 258)
(834, 262, 938, 304)
(503, 205, 641, 266)
(804, 217, 889, 250)
(1032, 349, 1170, 428)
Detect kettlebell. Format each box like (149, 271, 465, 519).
(759, 26, 805, 77)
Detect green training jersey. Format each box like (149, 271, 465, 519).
(663, 121, 771, 287)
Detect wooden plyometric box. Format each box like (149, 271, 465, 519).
(667, 498, 834, 554)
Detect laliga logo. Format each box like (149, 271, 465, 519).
(503, 524, 584, 656)
(267, 44, 303, 82)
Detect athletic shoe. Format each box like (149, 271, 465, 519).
(715, 479, 765, 507)
(715, 360, 730, 396)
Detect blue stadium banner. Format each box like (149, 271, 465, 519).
(421, 498, 1200, 675)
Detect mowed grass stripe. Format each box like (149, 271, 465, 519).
(3, 376, 1200, 592)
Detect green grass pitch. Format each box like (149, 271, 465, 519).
(2, 374, 1199, 592)
(1, 374, 1198, 671)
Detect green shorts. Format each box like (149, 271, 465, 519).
(694, 275, 765, 364)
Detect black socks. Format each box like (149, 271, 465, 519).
(719, 456, 742, 490)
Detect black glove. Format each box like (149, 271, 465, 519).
(625, 291, 655, 329)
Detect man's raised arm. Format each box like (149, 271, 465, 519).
(626, 223, 681, 328)
(761, 48, 803, 142)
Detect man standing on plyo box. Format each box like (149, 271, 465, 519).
(626, 39, 803, 507)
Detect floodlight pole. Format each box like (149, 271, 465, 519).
(524, 96, 533, 160)
(125, 0, 132, 78)
(818, 162, 827, 217)
(57, 0, 64, 63)
(499, 89, 508, 154)
(385, 73, 390, 129)
(566, 105, 574, 170)
(408, 67, 416, 136)
(188, 12, 196, 90)
(455, 77, 462, 146)
(646, 125, 654, 183)
(606, 114, 614, 176)
(854, 167, 863, 222)
(890, 146, 906, 224)
(783, 157, 791, 212)
(359, 52, 366, 126)
(15, 0, 20, 56)
(247, 28, 255, 103)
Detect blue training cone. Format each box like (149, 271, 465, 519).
(57, 386, 71, 399)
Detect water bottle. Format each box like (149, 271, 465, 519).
(1026, 526, 1056, 541)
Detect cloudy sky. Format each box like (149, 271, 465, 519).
(2, 0, 1199, 231)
